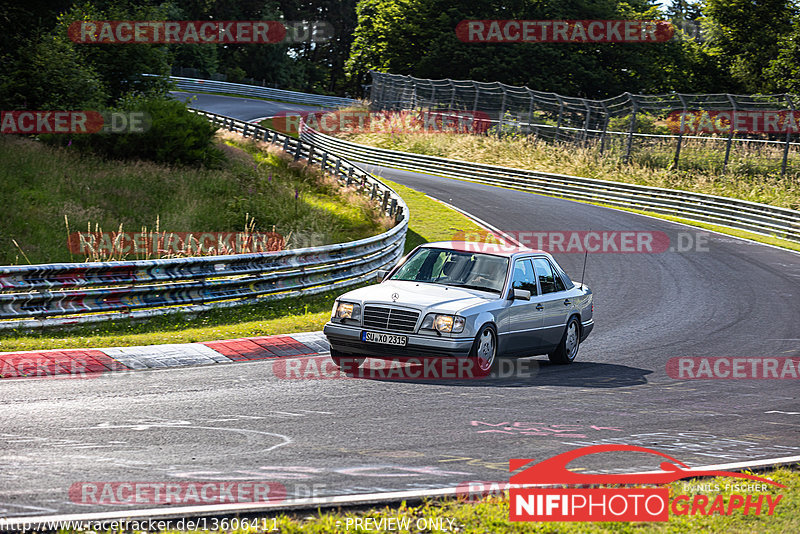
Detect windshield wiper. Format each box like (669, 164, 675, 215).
(447, 283, 500, 294)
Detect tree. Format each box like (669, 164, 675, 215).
(765, 12, 800, 94)
(346, 0, 720, 98)
(702, 0, 795, 93)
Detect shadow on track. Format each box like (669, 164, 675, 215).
(347, 357, 652, 388)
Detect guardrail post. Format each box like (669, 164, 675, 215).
(347, 167, 355, 186)
(334, 160, 341, 178)
(321, 151, 328, 172)
(283, 136, 290, 153)
(272, 131, 278, 144)
(242, 123, 248, 137)
(395, 206, 404, 222)
(448, 80, 456, 110)
(371, 183, 378, 200)
(624, 93, 637, 164)
(582, 101, 592, 145)
(497, 84, 507, 138)
(722, 94, 737, 174)
(673, 94, 687, 168)
(599, 101, 610, 154)
(307, 145, 315, 163)
(294, 140, 302, 161)
(526, 88, 535, 135)
(382, 190, 390, 212)
(389, 198, 397, 216)
(554, 95, 564, 141)
(782, 94, 794, 176)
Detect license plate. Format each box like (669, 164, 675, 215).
(362, 331, 408, 346)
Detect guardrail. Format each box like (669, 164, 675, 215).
(300, 128, 800, 244)
(169, 76, 358, 108)
(0, 112, 407, 329)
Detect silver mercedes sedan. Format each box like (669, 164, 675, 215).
(323, 241, 594, 376)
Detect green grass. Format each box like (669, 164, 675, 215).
(0, 172, 489, 352)
(259, 117, 298, 138)
(0, 134, 386, 265)
(380, 178, 490, 253)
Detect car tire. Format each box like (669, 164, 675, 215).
(469, 324, 497, 377)
(330, 349, 366, 373)
(548, 316, 580, 365)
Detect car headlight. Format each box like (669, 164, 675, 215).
(420, 313, 465, 333)
(332, 301, 361, 322)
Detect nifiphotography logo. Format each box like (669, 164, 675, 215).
(508, 445, 784, 522)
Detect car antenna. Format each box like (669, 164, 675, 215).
(580, 238, 588, 288)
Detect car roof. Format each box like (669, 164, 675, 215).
(421, 241, 556, 260)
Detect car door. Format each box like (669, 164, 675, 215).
(532, 257, 572, 349)
(503, 258, 544, 355)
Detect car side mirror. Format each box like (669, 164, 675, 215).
(512, 288, 531, 301)
(375, 269, 388, 283)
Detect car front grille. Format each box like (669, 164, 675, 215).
(362, 305, 420, 333)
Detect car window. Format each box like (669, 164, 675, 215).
(511, 259, 538, 296)
(532, 258, 562, 294)
(553, 263, 575, 290)
(390, 248, 508, 294)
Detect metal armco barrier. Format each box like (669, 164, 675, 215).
(169, 76, 358, 108)
(300, 128, 800, 244)
(0, 112, 407, 328)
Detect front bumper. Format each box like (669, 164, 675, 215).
(323, 322, 475, 359)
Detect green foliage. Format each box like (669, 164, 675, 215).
(347, 0, 723, 98)
(764, 12, 800, 93)
(702, 0, 796, 93)
(608, 113, 671, 135)
(54, 2, 173, 102)
(43, 96, 224, 167)
(0, 35, 107, 110)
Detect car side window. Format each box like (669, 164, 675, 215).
(511, 259, 538, 296)
(532, 258, 562, 294)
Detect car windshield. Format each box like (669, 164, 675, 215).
(389, 248, 508, 294)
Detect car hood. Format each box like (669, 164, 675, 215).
(338, 280, 497, 314)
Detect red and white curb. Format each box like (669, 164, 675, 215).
(0, 332, 329, 379)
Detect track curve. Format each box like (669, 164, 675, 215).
(1, 92, 798, 519)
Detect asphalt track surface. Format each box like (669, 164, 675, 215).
(171, 91, 322, 122)
(1, 93, 799, 519)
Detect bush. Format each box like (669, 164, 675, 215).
(45, 96, 224, 168)
(608, 113, 671, 135)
